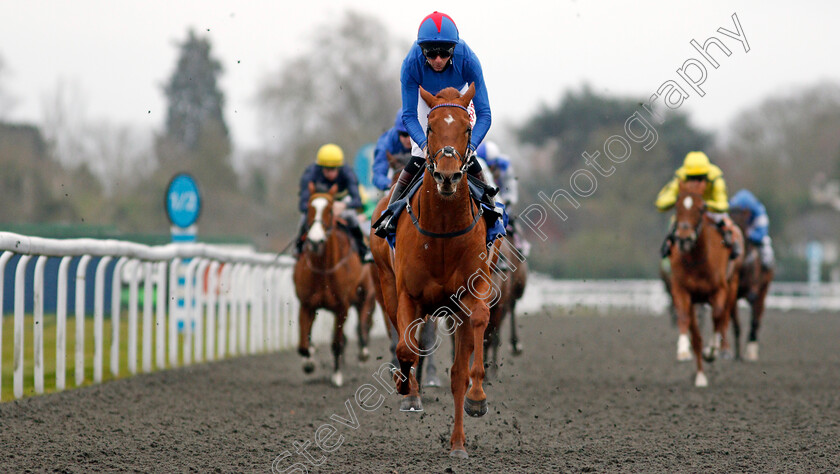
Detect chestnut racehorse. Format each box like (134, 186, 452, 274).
(485, 235, 528, 375)
(371, 84, 492, 458)
(294, 183, 376, 387)
(729, 208, 774, 361)
(667, 179, 743, 387)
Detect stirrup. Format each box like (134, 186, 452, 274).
(373, 212, 395, 238)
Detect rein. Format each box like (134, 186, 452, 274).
(304, 250, 350, 275)
(405, 200, 483, 239)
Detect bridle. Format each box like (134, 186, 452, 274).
(405, 101, 483, 239)
(674, 194, 705, 251)
(424, 103, 472, 175)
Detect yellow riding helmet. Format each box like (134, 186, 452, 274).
(316, 143, 344, 167)
(683, 151, 711, 176)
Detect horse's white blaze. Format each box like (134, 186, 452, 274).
(677, 334, 692, 361)
(695, 371, 708, 387)
(444, 114, 454, 125)
(745, 341, 759, 361)
(683, 196, 694, 210)
(307, 197, 328, 242)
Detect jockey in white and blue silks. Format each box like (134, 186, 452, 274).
(476, 140, 518, 210)
(374, 11, 495, 237)
(372, 110, 413, 191)
(729, 189, 775, 269)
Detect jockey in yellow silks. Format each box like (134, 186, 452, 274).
(656, 151, 739, 259)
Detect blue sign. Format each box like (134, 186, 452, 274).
(165, 173, 201, 228)
(353, 143, 375, 188)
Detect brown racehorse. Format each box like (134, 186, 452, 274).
(485, 235, 528, 376)
(371, 84, 493, 458)
(294, 183, 376, 387)
(729, 208, 774, 361)
(668, 179, 743, 387)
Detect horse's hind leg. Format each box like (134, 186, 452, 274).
(730, 298, 742, 360)
(330, 309, 348, 387)
(298, 305, 317, 374)
(510, 300, 523, 355)
(703, 290, 729, 363)
(746, 283, 768, 361)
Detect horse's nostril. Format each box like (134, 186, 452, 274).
(433, 172, 443, 182)
(452, 172, 463, 182)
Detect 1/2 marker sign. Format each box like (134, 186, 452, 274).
(165, 173, 202, 228)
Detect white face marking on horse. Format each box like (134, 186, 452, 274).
(444, 114, 454, 125)
(683, 196, 694, 210)
(308, 197, 328, 242)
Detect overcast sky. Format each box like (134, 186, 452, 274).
(0, 1, 837, 153)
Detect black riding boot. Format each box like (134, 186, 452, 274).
(292, 216, 307, 258)
(346, 221, 373, 263)
(373, 155, 425, 237)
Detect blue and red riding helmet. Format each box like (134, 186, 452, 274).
(417, 11, 459, 45)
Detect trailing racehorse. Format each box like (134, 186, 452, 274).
(729, 208, 774, 361)
(294, 183, 376, 387)
(485, 235, 528, 376)
(371, 84, 493, 458)
(667, 179, 743, 387)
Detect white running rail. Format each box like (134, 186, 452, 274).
(0, 232, 300, 400)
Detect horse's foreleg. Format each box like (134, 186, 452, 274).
(394, 292, 421, 409)
(465, 300, 489, 418)
(687, 303, 707, 387)
(355, 289, 375, 362)
(330, 308, 348, 387)
(298, 305, 316, 374)
(704, 289, 728, 363)
(449, 321, 473, 458)
(672, 286, 693, 362)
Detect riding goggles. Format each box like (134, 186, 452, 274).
(422, 45, 454, 60)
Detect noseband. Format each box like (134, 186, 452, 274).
(425, 103, 472, 173)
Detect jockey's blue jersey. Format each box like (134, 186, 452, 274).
(400, 39, 491, 153)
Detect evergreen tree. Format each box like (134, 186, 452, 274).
(163, 29, 228, 152)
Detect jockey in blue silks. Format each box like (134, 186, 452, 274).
(374, 11, 496, 237)
(729, 189, 775, 269)
(372, 110, 413, 191)
(476, 140, 518, 210)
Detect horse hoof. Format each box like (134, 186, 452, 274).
(464, 397, 488, 418)
(745, 342, 759, 361)
(511, 342, 523, 356)
(399, 396, 423, 412)
(719, 349, 733, 361)
(331, 372, 344, 387)
(358, 347, 370, 362)
(676, 335, 692, 361)
(449, 449, 469, 459)
(695, 372, 708, 388)
(702, 346, 717, 363)
(302, 359, 315, 374)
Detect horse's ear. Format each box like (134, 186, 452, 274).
(308, 181, 315, 195)
(461, 83, 476, 105)
(328, 184, 338, 196)
(419, 86, 436, 108)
